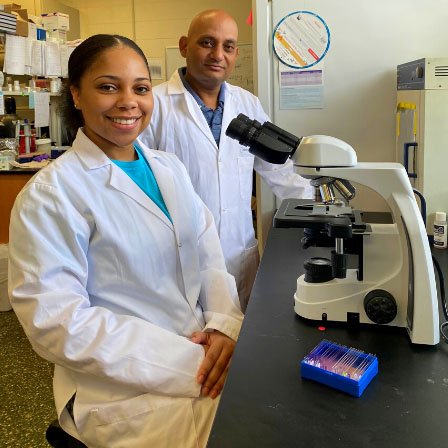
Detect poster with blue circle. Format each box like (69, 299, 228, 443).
(273, 11, 330, 69)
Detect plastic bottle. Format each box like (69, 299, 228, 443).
(18, 129, 26, 155)
(29, 77, 36, 91)
(30, 129, 36, 153)
(433, 212, 448, 249)
(24, 119, 31, 154)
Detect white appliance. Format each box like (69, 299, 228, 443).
(396, 57, 448, 234)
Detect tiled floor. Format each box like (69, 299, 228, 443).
(0, 310, 56, 447)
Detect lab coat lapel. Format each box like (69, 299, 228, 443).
(183, 92, 217, 148)
(73, 130, 172, 230)
(145, 155, 180, 242)
(108, 159, 174, 231)
(220, 84, 235, 154)
(169, 71, 217, 149)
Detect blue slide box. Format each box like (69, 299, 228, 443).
(301, 341, 378, 397)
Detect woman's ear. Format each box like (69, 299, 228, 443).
(70, 85, 80, 110)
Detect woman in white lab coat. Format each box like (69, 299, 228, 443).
(8, 34, 243, 448)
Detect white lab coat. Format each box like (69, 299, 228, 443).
(139, 70, 312, 309)
(8, 129, 243, 448)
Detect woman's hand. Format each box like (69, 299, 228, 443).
(190, 330, 236, 399)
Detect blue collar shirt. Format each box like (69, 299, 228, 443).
(178, 67, 225, 147)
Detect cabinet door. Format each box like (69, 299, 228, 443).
(396, 90, 422, 190)
(0, 173, 36, 244)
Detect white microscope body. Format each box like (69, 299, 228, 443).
(225, 114, 439, 345)
(292, 136, 439, 345)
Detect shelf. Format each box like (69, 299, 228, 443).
(0, 91, 61, 96)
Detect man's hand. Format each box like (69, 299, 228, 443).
(190, 330, 236, 399)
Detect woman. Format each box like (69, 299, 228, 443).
(8, 35, 243, 448)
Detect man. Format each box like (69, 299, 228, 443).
(139, 9, 312, 311)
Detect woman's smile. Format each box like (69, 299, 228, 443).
(108, 115, 142, 129)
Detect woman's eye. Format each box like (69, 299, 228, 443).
(99, 85, 116, 92)
(135, 85, 151, 94)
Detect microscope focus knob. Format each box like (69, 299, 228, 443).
(304, 257, 334, 283)
(364, 290, 397, 324)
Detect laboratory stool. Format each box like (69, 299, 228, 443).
(46, 419, 87, 448)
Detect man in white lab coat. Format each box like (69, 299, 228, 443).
(139, 9, 312, 310)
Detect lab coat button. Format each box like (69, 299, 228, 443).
(178, 242, 182, 247)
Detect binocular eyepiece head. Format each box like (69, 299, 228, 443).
(226, 113, 301, 165)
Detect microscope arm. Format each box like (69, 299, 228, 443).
(298, 162, 439, 345)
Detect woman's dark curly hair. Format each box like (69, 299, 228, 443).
(60, 34, 150, 142)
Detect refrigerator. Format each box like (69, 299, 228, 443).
(396, 57, 448, 234)
(251, 0, 448, 247)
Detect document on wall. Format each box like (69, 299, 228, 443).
(0, 93, 4, 115)
(24, 38, 34, 75)
(3, 34, 26, 75)
(60, 45, 69, 78)
(45, 41, 62, 77)
(34, 92, 50, 128)
(31, 40, 44, 76)
(279, 63, 324, 109)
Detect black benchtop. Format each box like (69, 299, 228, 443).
(208, 226, 448, 448)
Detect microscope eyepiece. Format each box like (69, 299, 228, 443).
(225, 114, 261, 147)
(226, 113, 301, 165)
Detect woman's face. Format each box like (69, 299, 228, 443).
(71, 45, 153, 159)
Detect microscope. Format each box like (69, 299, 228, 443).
(226, 114, 440, 345)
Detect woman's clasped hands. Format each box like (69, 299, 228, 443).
(190, 330, 236, 399)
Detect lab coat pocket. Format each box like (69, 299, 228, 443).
(90, 394, 196, 448)
(237, 156, 254, 200)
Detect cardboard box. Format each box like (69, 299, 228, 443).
(48, 28, 66, 43)
(0, 4, 22, 13)
(27, 13, 42, 39)
(27, 20, 37, 39)
(41, 12, 69, 31)
(11, 8, 28, 36)
(28, 13, 40, 25)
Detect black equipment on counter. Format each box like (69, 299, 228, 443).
(0, 97, 19, 138)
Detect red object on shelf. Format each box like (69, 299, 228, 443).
(30, 129, 36, 153)
(35, 79, 50, 89)
(19, 130, 26, 155)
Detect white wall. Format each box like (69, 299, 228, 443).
(254, 0, 448, 214)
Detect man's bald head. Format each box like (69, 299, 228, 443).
(187, 10, 238, 40)
(179, 9, 239, 92)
